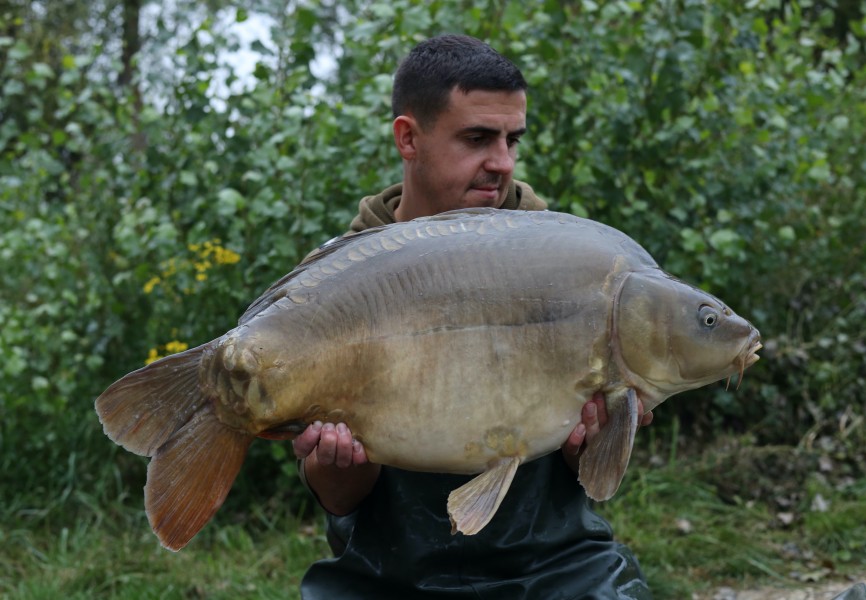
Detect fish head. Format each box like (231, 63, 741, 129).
(613, 270, 762, 399)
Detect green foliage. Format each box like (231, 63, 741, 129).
(1, 0, 864, 557)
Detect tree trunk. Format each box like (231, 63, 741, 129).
(120, 0, 146, 151)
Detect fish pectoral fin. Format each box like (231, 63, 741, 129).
(145, 403, 253, 551)
(447, 456, 520, 536)
(578, 387, 639, 501)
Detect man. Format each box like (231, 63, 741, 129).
(293, 34, 654, 599)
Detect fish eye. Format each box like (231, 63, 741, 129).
(698, 305, 720, 328)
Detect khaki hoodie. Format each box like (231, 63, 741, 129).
(347, 180, 548, 233)
(302, 180, 548, 264)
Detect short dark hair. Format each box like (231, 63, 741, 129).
(392, 34, 527, 129)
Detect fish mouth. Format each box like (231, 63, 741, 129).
(729, 330, 762, 390)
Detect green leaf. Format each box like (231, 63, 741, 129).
(8, 41, 31, 60)
(32, 63, 54, 78)
(3, 80, 25, 95)
(680, 228, 706, 253)
(807, 159, 832, 182)
(708, 228, 741, 252)
(217, 188, 246, 216)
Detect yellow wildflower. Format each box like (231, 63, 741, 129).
(143, 276, 161, 294)
(214, 246, 241, 265)
(196, 272, 208, 282)
(215, 247, 237, 264)
(145, 348, 161, 365)
(164, 340, 189, 354)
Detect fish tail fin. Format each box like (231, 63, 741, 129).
(578, 387, 639, 501)
(146, 403, 252, 551)
(95, 343, 210, 456)
(95, 342, 253, 550)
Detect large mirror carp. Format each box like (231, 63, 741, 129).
(96, 208, 762, 551)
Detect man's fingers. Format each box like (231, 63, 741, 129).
(351, 439, 369, 465)
(291, 421, 323, 458)
(292, 421, 370, 467)
(582, 400, 601, 443)
(315, 422, 339, 465)
(592, 391, 609, 428)
(333, 423, 354, 468)
(641, 410, 654, 428)
(562, 423, 587, 456)
(634, 398, 653, 429)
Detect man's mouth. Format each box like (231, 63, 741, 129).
(470, 180, 501, 194)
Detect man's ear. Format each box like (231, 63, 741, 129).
(393, 115, 419, 160)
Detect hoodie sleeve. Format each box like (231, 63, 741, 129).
(509, 180, 548, 211)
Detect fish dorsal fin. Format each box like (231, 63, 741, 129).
(145, 404, 253, 551)
(447, 456, 520, 535)
(578, 387, 640, 501)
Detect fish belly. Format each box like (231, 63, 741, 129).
(298, 323, 592, 474)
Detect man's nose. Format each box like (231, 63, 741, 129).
(484, 139, 515, 174)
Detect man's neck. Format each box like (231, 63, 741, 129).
(393, 180, 425, 222)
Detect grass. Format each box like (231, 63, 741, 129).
(597, 433, 866, 598)
(2, 432, 864, 599)
(0, 494, 329, 600)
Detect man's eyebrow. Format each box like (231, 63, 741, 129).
(459, 126, 527, 137)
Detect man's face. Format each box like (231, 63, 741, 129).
(399, 88, 527, 218)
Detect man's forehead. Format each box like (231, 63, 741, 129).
(442, 88, 526, 127)
(447, 86, 526, 106)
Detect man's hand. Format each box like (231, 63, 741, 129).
(293, 421, 369, 468)
(561, 392, 654, 472)
(293, 421, 381, 516)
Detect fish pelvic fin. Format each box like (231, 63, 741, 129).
(578, 387, 640, 501)
(95, 343, 212, 457)
(447, 456, 520, 536)
(145, 403, 252, 551)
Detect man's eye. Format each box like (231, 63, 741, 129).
(507, 137, 521, 148)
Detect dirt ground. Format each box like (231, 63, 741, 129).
(696, 578, 866, 600)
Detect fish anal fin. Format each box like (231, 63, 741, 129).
(447, 456, 520, 536)
(145, 404, 253, 551)
(578, 387, 639, 501)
